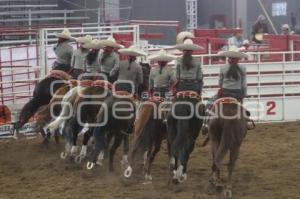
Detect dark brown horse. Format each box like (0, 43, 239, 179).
(86, 91, 136, 172)
(62, 80, 113, 163)
(15, 70, 70, 130)
(207, 97, 248, 199)
(35, 80, 78, 143)
(167, 91, 205, 184)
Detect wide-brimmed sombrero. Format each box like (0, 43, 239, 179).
(56, 29, 73, 40)
(75, 35, 93, 44)
(218, 46, 248, 59)
(148, 49, 177, 62)
(176, 31, 195, 44)
(254, 33, 264, 41)
(99, 37, 123, 49)
(82, 39, 103, 49)
(174, 39, 203, 51)
(119, 45, 147, 57)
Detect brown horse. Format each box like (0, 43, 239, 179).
(207, 97, 248, 198)
(124, 96, 168, 181)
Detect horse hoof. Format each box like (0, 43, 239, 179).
(145, 174, 152, 181)
(206, 181, 217, 195)
(86, 162, 95, 170)
(74, 155, 84, 164)
(223, 188, 232, 199)
(124, 166, 133, 178)
(177, 173, 187, 183)
(60, 152, 67, 159)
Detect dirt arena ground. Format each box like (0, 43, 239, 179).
(0, 122, 300, 199)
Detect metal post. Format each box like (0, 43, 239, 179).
(232, 0, 237, 28)
(64, 9, 67, 25)
(282, 51, 286, 121)
(98, 5, 101, 26)
(0, 49, 4, 105)
(28, 9, 32, 44)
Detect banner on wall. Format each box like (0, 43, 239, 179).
(0, 122, 37, 139)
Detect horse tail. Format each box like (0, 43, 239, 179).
(131, 104, 154, 156)
(134, 103, 153, 137)
(16, 98, 39, 129)
(47, 87, 79, 131)
(214, 119, 237, 167)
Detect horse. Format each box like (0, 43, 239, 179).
(34, 80, 78, 144)
(59, 80, 113, 163)
(86, 90, 136, 172)
(206, 97, 248, 199)
(15, 70, 70, 131)
(123, 96, 168, 182)
(167, 91, 205, 184)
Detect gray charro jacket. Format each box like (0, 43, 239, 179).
(176, 56, 203, 81)
(84, 53, 101, 73)
(54, 41, 73, 65)
(110, 60, 143, 87)
(98, 51, 120, 74)
(149, 65, 176, 89)
(219, 64, 247, 96)
(71, 48, 89, 70)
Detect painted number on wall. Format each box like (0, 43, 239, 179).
(267, 101, 276, 115)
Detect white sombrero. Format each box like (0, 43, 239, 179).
(82, 39, 103, 49)
(75, 35, 93, 44)
(99, 37, 123, 49)
(119, 45, 147, 57)
(282, 24, 290, 30)
(176, 31, 195, 44)
(218, 46, 248, 59)
(56, 28, 73, 40)
(148, 49, 177, 62)
(254, 33, 264, 41)
(174, 39, 203, 51)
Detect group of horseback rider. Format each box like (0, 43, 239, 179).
(52, 29, 248, 125)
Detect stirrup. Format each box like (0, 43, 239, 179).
(201, 124, 209, 135)
(247, 120, 256, 130)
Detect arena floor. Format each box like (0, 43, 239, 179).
(0, 122, 299, 199)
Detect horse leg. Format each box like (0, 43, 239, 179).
(121, 134, 130, 169)
(86, 127, 106, 170)
(124, 134, 141, 178)
(60, 120, 73, 159)
(207, 140, 221, 194)
(108, 133, 123, 172)
(167, 119, 178, 184)
(104, 130, 113, 159)
(144, 136, 162, 182)
(223, 147, 240, 199)
(74, 129, 92, 164)
(54, 129, 60, 144)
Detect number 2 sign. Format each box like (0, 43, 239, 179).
(266, 101, 276, 115)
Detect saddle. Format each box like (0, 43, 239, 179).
(113, 91, 137, 102)
(68, 79, 79, 87)
(48, 70, 71, 81)
(149, 96, 165, 104)
(175, 90, 201, 101)
(213, 97, 239, 106)
(79, 80, 112, 90)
